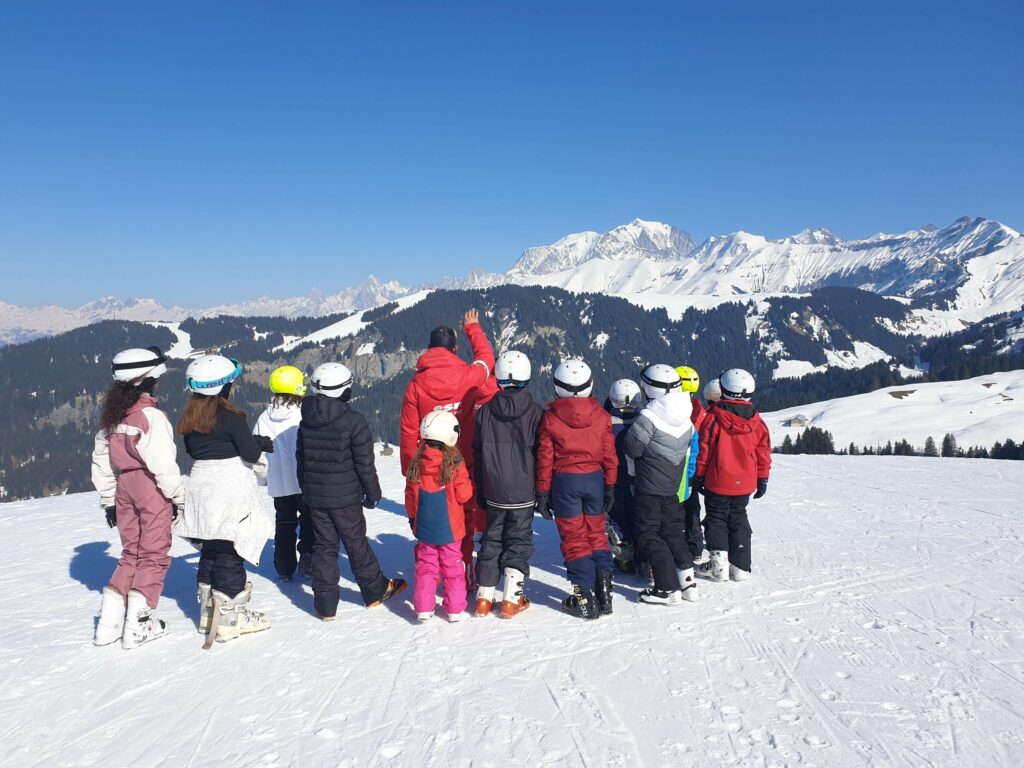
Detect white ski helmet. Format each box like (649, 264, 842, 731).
(111, 346, 168, 383)
(608, 379, 642, 412)
(553, 358, 593, 399)
(186, 354, 241, 397)
(640, 363, 682, 401)
(495, 350, 531, 388)
(703, 378, 722, 403)
(420, 410, 460, 447)
(719, 368, 756, 400)
(310, 362, 353, 399)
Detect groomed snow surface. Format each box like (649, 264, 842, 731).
(3, 454, 1024, 767)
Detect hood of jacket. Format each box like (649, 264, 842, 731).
(712, 399, 758, 435)
(489, 387, 535, 422)
(267, 401, 301, 423)
(643, 391, 692, 429)
(413, 347, 471, 401)
(546, 396, 604, 429)
(126, 392, 159, 416)
(301, 394, 349, 429)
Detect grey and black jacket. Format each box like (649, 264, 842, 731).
(472, 387, 543, 510)
(623, 391, 695, 498)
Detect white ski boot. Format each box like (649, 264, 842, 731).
(638, 587, 683, 605)
(448, 611, 465, 623)
(122, 590, 169, 649)
(204, 583, 270, 648)
(416, 611, 434, 622)
(197, 583, 212, 634)
(94, 587, 126, 646)
(693, 550, 710, 566)
(500, 568, 529, 619)
(677, 568, 700, 602)
(475, 585, 496, 617)
(729, 564, 750, 582)
(697, 550, 729, 582)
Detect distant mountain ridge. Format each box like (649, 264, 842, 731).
(2, 215, 1021, 345)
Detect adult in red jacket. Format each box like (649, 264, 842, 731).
(694, 368, 771, 580)
(399, 309, 497, 580)
(535, 359, 618, 619)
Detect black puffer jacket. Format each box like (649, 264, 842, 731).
(472, 387, 543, 510)
(296, 395, 381, 509)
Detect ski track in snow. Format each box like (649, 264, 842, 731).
(2, 455, 1023, 767)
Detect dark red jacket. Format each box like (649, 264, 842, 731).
(404, 447, 474, 545)
(696, 399, 771, 496)
(690, 396, 705, 430)
(536, 397, 618, 492)
(399, 321, 497, 473)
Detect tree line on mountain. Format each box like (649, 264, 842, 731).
(777, 428, 1024, 461)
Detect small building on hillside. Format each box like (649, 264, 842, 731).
(783, 414, 811, 428)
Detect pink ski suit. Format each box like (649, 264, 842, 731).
(91, 393, 184, 608)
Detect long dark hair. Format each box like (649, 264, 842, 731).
(176, 391, 246, 435)
(405, 442, 462, 485)
(99, 381, 144, 431)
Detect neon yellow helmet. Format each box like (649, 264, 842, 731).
(269, 365, 307, 396)
(675, 365, 700, 394)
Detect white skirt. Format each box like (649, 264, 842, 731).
(176, 457, 273, 566)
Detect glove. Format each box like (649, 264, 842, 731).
(104, 506, 117, 529)
(754, 478, 768, 499)
(172, 505, 180, 524)
(692, 477, 705, 496)
(255, 435, 275, 453)
(535, 493, 552, 520)
(408, 517, 415, 531)
(476, 493, 488, 511)
(602, 485, 615, 515)
(362, 495, 379, 510)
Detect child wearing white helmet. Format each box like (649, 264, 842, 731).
(253, 365, 315, 581)
(91, 346, 184, 649)
(175, 354, 274, 647)
(405, 411, 475, 621)
(694, 368, 771, 583)
(536, 358, 619, 620)
(471, 350, 543, 618)
(603, 378, 642, 574)
(297, 362, 406, 619)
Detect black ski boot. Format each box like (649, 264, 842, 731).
(595, 570, 613, 616)
(561, 585, 600, 620)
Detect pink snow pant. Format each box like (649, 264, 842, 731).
(413, 541, 467, 616)
(109, 470, 173, 609)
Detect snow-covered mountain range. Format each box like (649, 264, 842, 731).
(2, 215, 1021, 345)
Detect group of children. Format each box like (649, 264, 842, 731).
(89, 323, 771, 649)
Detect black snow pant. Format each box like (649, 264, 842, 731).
(309, 504, 389, 617)
(703, 491, 752, 572)
(197, 539, 246, 599)
(273, 494, 315, 578)
(682, 489, 705, 558)
(608, 484, 635, 543)
(475, 504, 535, 589)
(633, 494, 693, 592)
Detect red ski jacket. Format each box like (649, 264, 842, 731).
(535, 397, 618, 492)
(399, 321, 496, 473)
(690, 396, 705, 430)
(697, 399, 771, 496)
(404, 447, 474, 545)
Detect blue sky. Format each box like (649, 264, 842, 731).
(1, 1, 1022, 307)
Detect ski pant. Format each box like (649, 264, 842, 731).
(109, 469, 173, 608)
(273, 494, 315, 578)
(413, 541, 467, 615)
(608, 484, 635, 543)
(197, 539, 247, 599)
(634, 494, 693, 591)
(682, 488, 705, 558)
(703, 491, 752, 572)
(309, 503, 389, 616)
(552, 471, 613, 588)
(475, 504, 534, 588)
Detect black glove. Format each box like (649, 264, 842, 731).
(362, 495, 379, 510)
(692, 477, 705, 496)
(754, 478, 768, 499)
(172, 505, 180, 524)
(255, 435, 275, 453)
(104, 506, 117, 528)
(408, 517, 415, 531)
(476, 493, 488, 511)
(602, 485, 615, 515)
(535, 493, 552, 520)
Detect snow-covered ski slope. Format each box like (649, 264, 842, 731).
(3, 454, 1023, 767)
(765, 370, 1024, 450)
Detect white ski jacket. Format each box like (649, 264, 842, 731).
(253, 402, 302, 498)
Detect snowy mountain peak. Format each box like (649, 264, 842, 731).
(784, 228, 842, 246)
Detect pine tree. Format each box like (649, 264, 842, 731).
(781, 434, 794, 454)
(849, 442, 859, 455)
(941, 433, 957, 458)
(924, 436, 938, 457)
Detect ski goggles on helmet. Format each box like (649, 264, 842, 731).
(111, 346, 168, 378)
(553, 374, 593, 394)
(187, 358, 243, 391)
